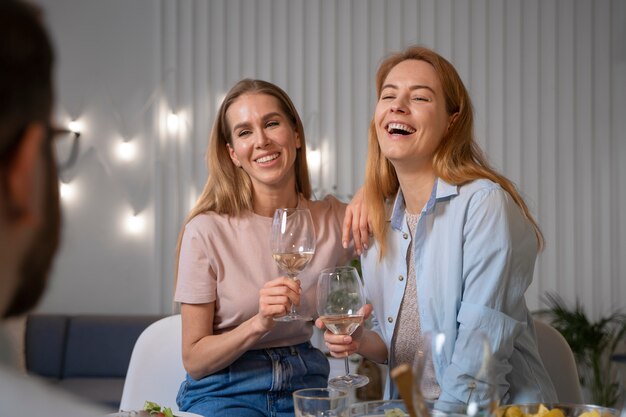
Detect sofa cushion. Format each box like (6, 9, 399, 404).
(24, 314, 68, 378)
(62, 315, 162, 378)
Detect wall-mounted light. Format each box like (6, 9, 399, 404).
(59, 181, 75, 202)
(67, 120, 83, 136)
(307, 148, 321, 173)
(116, 140, 136, 161)
(167, 113, 180, 134)
(124, 213, 145, 235)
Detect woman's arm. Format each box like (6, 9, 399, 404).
(442, 187, 537, 403)
(181, 276, 301, 380)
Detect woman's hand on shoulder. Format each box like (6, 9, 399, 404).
(254, 276, 301, 331)
(342, 187, 371, 255)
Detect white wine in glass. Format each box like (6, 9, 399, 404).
(317, 266, 370, 389)
(271, 208, 316, 322)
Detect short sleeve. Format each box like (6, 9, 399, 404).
(174, 220, 217, 304)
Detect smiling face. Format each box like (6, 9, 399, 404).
(226, 93, 302, 194)
(374, 59, 454, 173)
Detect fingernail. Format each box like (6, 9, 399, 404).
(356, 249, 362, 256)
(342, 241, 348, 249)
(363, 243, 368, 250)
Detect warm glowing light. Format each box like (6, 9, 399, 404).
(307, 148, 321, 172)
(167, 113, 180, 134)
(117, 141, 136, 161)
(68, 120, 82, 134)
(125, 214, 145, 235)
(59, 182, 75, 201)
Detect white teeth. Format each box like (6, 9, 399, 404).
(387, 122, 416, 134)
(256, 153, 279, 163)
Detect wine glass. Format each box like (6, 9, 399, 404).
(317, 266, 370, 389)
(271, 208, 316, 322)
(412, 330, 495, 417)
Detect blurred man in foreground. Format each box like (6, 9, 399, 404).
(0, 1, 106, 415)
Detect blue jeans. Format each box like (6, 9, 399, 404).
(176, 341, 330, 417)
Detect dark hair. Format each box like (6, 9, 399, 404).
(0, 0, 54, 162)
(0, 0, 59, 318)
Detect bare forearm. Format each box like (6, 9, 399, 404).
(184, 316, 267, 380)
(357, 328, 388, 364)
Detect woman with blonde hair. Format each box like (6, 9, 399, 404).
(324, 46, 557, 405)
(175, 79, 353, 417)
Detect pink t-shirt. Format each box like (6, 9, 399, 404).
(175, 195, 355, 350)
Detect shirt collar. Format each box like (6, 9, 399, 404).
(389, 178, 459, 230)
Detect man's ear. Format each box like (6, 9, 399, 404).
(226, 143, 241, 167)
(5, 123, 45, 224)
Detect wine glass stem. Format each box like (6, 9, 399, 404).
(344, 357, 350, 376)
(289, 274, 298, 315)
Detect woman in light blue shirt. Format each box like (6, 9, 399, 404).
(323, 46, 557, 406)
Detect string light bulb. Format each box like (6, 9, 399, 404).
(59, 182, 75, 201)
(125, 213, 145, 235)
(116, 141, 136, 161)
(167, 113, 180, 134)
(67, 120, 82, 136)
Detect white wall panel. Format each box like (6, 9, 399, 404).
(37, 0, 626, 319)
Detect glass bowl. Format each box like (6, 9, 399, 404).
(495, 403, 618, 417)
(350, 399, 409, 416)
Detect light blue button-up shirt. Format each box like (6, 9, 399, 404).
(361, 178, 557, 405)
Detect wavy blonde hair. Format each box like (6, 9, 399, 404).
(174, 79, 311, 283)
(365, 46, 543, 258)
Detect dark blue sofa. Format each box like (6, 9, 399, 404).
(24, 314, 163, 411)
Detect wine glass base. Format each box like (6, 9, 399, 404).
(274, 313, 312, 322)
(328, 374, 369, 389)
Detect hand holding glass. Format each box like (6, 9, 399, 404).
(271, 208, 316, 321)
(317, 266, 369, 389)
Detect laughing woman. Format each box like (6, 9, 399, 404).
(323, 46, 557, 406)
(174, 79, 353, 417)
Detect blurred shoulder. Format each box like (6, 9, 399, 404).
(303, 195, 347, 217)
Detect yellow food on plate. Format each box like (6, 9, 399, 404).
(578, 411, 602, 417)
(500, 404, 614, 417)
(504, 406, 524, 417)
(384, 408, 407, 417)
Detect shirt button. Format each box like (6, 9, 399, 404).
(387, 317, 394, 323)
(403, 233, 409, 239)
(398, 275, 404, 281)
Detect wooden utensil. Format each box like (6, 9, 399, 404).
(391, 363, 432, 417)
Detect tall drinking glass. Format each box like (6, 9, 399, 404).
(271, 208, 316, 321)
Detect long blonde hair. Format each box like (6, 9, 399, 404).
(365, 46, 543, 257)
(174, 79, 311, 282)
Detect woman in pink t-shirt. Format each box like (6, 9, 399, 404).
(174, 79, 354, 417)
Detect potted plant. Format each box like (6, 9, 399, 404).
(536, 294, 626, 407)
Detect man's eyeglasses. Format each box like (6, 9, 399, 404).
(0, 124, 81, 171)
(48, 125, 80, 172)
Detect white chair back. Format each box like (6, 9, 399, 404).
(119, 314, 186, 412)
(534, 319, 583, 403)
